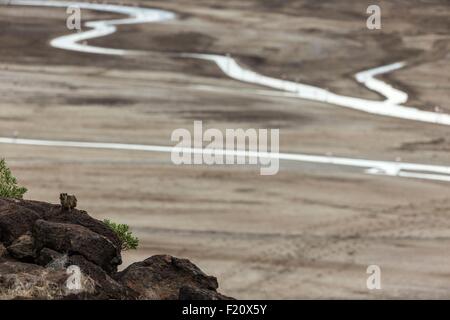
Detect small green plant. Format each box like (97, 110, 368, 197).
(103, 219, 139, 251)
(0, 159, 27, 199)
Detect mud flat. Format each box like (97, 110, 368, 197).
(0, 0, 450, 298)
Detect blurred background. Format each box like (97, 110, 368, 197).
(1, 0, 449, 298)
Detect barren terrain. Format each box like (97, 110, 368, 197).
(1, 0, 449, 298)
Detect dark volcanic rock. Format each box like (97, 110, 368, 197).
(67, 255, 130, 300)
(0, 243, 7, 258)
(0, 260, 69, 299)
(48, 210, 122, 250)
(116, 255, 221, 300)
(0, 198, 121, 249)
(7, 233, 36, 262)
(0, 198, 42, 245)
(0, 197, 232, 300)
(0, 260, 42, 274)
(179, 286, 235, 300)
(33, 219, 121, 273)
(35, 248, 65, 267)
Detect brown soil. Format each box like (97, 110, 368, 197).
(1, 0, 449, 298)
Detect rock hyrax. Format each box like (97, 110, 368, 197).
(60, 193, 77, 212)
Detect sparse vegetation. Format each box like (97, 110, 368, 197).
(0, 159, 27, 199)
(103, 219, 139, 251)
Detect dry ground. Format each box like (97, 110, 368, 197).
(1, 0, 449, 298)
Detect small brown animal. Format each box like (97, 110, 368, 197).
(60, 193, 77, 212)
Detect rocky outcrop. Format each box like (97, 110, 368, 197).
(117, 255, 220, 299)
(0, 197, 232, 300)
(179, 286, 235, 300)
(33, 219, 121, 273)
(7, 233, 36, 262)
(0, 260, 73, 300)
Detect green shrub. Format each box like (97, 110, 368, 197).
(0, 159, 27, 199)
(103, 219, 139, 251)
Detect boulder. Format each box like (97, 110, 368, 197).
(35, 248, 65, 267)
(48, 210, 122, 250)
(33, 219, 121, 273)
(0, 243, 7, 258)
(116, 255, 222, 300)
(7, 233, 36, 262)
(179, 286, 234, 300)
(0, 198, 121, 249)
(67, 255, 131, 300)
(0, 198, 41, 245)
(0, 197, 233, 300)
(0, 260, 42, 274)
(0, 260, 69, 299)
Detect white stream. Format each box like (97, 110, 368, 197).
(1, 0, 449, 182)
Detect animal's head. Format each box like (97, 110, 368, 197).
(60, 193, 68, 201)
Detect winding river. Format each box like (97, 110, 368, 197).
(1, 0, 449, 182)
